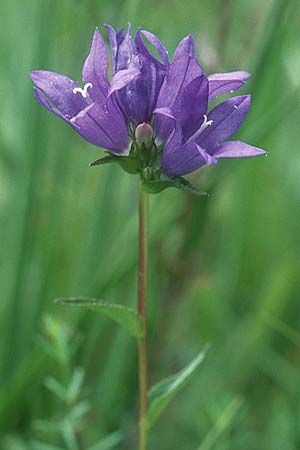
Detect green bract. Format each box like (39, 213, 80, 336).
(90, 139, 207, 195)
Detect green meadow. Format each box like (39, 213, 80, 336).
(1, 0, 300, 448)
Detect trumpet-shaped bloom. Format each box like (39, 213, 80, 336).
(30, 29, 141, 154)
(29, 25, 266, 182)
(107, 25, 169, 123)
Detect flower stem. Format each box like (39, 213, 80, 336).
(137, 186, 149, 450)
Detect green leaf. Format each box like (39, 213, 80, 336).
(87, 431, 123, 450)
(44, 376, 66, 401)
(197, 397, 243, 450)
(67, 367, 85, 403)
(69, 400, 90, 422)
(142, 176, 208, 196)
(89, 155, 120, 166)
(147, 346, 208, 428)
(90, 155, 141, 174)
(55, 298, 143, 338)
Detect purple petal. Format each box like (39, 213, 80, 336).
(212, 140, 267, 158)
(116, 52, 165, 122)
(109, 25, 167, 123)
(105, 24, 118, 68)
(162, 141, 217, 177)
(116, 64, 156, 123)
(29, 70, 88, 118)
(70, 98, 129, 154)
(135, 29, 169, 67)
(155, 55, 203, 140)
(115, 24, 137, 71)
(155, 107, 217, 176)
(208, 71, 251, 101)
(198, 95, 251, 149)
(111, 25, 151, 122)
(154, 107, 180, 146)
(109, 68, 141, 95)
(33, 87, 66, 121)
(154, 106, 176, 121)
(82, 28, 109, 102)
(173, 34, 195, 59)
(180, 75, 208, 139)
(105, 25, 125, 74)
(117, 29, 125, 43)
(157, 55, 203, 107)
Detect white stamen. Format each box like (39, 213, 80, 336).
(73, 82, 93, 98)
(198, 114, 213, 133)
(187, 115, 213, 143)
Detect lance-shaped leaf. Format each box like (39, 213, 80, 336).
(197, 396, 243, 450)
(87, 430, 123, 450)
(90, 155, 141, 174)
(147, 346, 208, 428)
(142, 176, 208, 195)
(55, 298, 143, 338)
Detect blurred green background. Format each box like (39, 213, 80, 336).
(1, 0, 300, 448)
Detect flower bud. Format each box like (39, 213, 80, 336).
(135, 122, 154, 148)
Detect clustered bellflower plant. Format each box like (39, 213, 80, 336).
(30, 24, 266, 450)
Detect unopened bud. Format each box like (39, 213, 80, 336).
(135, 122, 153, 148)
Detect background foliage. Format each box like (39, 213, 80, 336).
(1, 0, 300, 448)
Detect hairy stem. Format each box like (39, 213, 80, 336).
(137, 187, 149, 450)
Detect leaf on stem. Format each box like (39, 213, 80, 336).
(142, 176, 208, 195)
(90, 155, 141, 174)
(55, 298, 143, 338)
(147, 346, 209, 428)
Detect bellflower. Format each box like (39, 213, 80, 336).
(29, 25, 266, 194)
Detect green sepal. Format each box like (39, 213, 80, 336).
(147, 346, 208, 428)
(142, 176, 208, 196)
(90, 155, 141, 174)
(55, 298, 143, 338)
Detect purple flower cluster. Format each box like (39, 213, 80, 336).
(30, 25, 266, 182)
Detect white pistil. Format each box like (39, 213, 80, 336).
(73, 82, 93, 98)
(187, 115, 214, 143)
